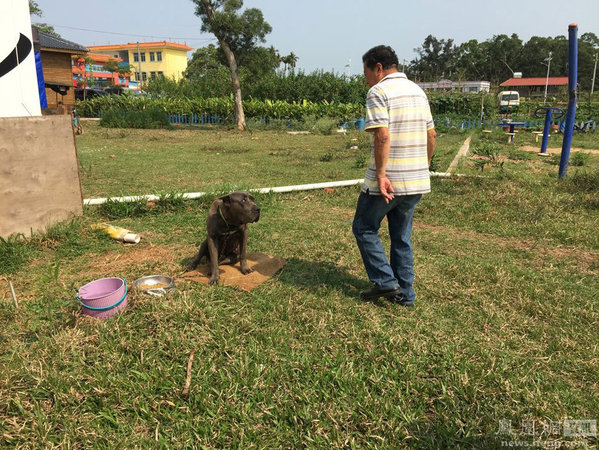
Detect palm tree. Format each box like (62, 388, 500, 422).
(103, 59, 120, 86)
(280, 53, 299, 76)
(287, 52, 298, 74)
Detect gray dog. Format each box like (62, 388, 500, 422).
(187, 191, 261, 285)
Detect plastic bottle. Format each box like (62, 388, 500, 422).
(92, 223, 141, 244)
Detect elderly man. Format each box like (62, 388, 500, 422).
(353, 45, 436, 306)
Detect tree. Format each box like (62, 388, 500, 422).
(29, 0, 60, 37)
(280, 52, 299, 76)
(411, 35, 457, 81)
(103, 59, 120, 86)
(191, 0, 272, 131)
(485, 34, 522, 83)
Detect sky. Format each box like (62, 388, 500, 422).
(36, 0, 599, 76)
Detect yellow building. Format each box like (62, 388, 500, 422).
(87, 41, 193, 83)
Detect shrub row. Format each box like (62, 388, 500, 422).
(78, 93, 599, 123)
(78, 96, 364, 122)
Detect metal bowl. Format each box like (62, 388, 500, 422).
(132, 275, 175, 297)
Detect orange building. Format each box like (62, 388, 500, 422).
(72, 52, 131, 88)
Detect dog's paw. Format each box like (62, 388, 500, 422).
(240, 264, 253, 275)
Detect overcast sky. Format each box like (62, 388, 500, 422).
(37, 0, 599, 75)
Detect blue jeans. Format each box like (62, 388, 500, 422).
(352, 191, 422, 302)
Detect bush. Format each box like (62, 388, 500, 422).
(79, 96, 364, 123)
(100, 108, 171, 129)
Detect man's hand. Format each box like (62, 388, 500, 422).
(377, 175, 394, 204)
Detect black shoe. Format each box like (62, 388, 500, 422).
(360, 285, 400, 300)
(389, 293, 414, 307)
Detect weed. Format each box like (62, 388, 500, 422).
(320, 152, 334, 162)
(507, 148, 534, 161)
(471, 141, 503, 171)
(429, 153, 440, 172)
(563, 169, 599, 192)
(353, 154, 367, 168)
(97, 197, 150, 219)
(570, 152, 590, 167)
(0, 234, 31, 274)
(155, 191, 186, 214)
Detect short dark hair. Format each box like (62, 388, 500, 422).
(362, 45, 399, 70)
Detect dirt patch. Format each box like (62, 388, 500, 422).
(519, 145, 599, 155)
(78, 243, 191, 279)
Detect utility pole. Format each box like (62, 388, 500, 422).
(137, 41, 142, 88)
(402, 59, 409, 73)
(344, 59, 351, 78)
(591, 53, 598, 100)
(543, 51, 552, 103)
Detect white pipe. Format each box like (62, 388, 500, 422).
(83, 174, 457, 206)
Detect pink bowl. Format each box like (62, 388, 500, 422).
(76, 277, 127, 319)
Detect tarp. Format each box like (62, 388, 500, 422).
(34, 51, 47, 108)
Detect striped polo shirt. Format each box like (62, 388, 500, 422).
(363, 72, 434, 196)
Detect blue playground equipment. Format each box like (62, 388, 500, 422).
(534, 107, 564, 154)
(559, 24, 578, 178)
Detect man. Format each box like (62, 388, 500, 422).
(353, 45, 436, 307)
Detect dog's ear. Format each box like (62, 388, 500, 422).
(209, 197, 224, 215)
(221, 194, 231, 204)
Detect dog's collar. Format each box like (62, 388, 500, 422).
(218, 206, 229, 225)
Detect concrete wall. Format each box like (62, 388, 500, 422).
(0, 115, 83, 238)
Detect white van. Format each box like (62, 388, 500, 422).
(498, 91, 520, 112)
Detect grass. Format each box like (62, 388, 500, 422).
(458, 128, 599, 177)
(1, 126, 598, 447)
(76, 122, 467, 198)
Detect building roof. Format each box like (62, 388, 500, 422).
(87, 52, 123, 63)
(36, 28, 88, 53)
(500, 77, 568, 87)
(88, 41, 193, 52)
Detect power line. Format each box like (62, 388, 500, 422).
(52, 24, 216, 42)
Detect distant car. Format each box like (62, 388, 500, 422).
(103, 86, 126, 95)
(75, 88, 108, 101)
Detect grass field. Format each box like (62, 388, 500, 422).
(1, 124, 598, 448)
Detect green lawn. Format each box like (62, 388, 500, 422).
(1, 125, 598, 448)
(76, 123, 467, 198)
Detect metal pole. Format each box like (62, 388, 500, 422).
(137, 41, 142, 87)
(544, 52, 552, 103)
(559, 24, 578, 179)
(591, 53, 598, 99)
(540, 108, 553, 154)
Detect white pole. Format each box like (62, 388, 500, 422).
(544, 51, 552, 103)
(82, 175, 460, 206)
(591, 53, 598, 98)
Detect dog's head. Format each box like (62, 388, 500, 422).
(219, 191, 260, 225)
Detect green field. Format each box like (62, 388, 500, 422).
(1, 124, 598, 448)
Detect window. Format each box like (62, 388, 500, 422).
(150, 71, 156, 80)
(157, 51, 162, 62)
(135, 72, 140, 80)
(158, 71, 163, 77)
(141, 53, 146, 62)
(133, 53, 139, 62)
(150, 52, 155, 62)
(142, 72, 147, 82)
